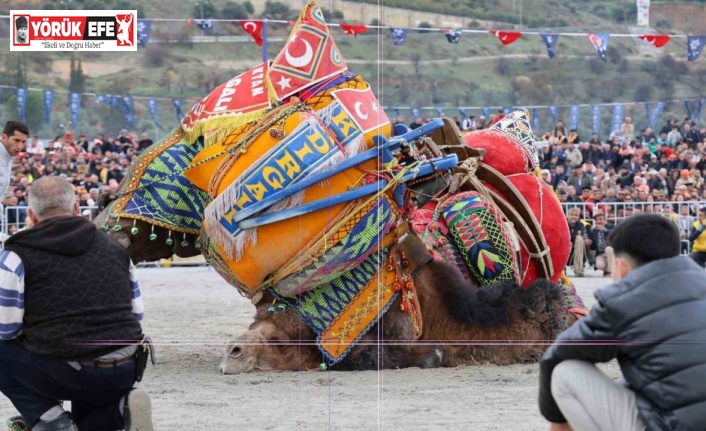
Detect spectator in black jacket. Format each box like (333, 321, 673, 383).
(586, 211, 614, 276)
(617, 165, 634, 188)
(586, 142, 603, 167)
(539, 214, 706, 431)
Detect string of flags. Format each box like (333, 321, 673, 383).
(0, 13, 701, 61)
(125, 16, 706, 62)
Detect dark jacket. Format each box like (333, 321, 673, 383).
(4, 216, 142, 360)
(539, 256, 706, 430)
(567, 174, 592, 192)
(587, 225, 612, 252)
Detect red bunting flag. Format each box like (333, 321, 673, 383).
(490, 30, 522, 46)
(340, 23, 368, 37)
(638, 34, 671, 48)
(240, 20, 264, 46)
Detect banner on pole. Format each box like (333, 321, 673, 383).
(592, 105, 602, 134)
(43, 89, 54, 125)
(16, 87, 27, 123)
(69, 92, 81, 131)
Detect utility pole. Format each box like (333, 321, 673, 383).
(520, 0, 524, 29)
(195, 1, 205, 35)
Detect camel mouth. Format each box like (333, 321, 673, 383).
(220, 357, 257, 374)
(220, 340, 257, 374)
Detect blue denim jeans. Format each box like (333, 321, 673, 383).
(0, 340, 135, 431)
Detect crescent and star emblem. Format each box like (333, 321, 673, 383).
(285, 35, 314, 68)
(243, 21, 257, 32)
(354, 102, 369, 120)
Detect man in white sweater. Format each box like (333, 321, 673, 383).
(0, 121, 29, 234)
(0, 121, 29, 197)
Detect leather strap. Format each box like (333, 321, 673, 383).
(78, 356, 135, 368)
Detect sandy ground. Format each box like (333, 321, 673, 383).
(1, 267, 618, 431)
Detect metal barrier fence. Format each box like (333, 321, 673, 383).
(559, 201, 703, 224)
(560, 201, 699, 255)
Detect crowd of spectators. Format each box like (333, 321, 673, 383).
(3, 129, 153, 234)
(5, 112, 706, 234)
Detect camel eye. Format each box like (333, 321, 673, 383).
(268, 336, 287, 350)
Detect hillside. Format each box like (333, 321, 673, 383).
(0, 0, 705, 139)
(345, 0, 637, 28)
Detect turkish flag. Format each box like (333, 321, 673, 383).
(240, 20, 263, 46)
(269, 27, 347, 100)
(490, 30, 522, 46)
(340, 23, 368, 37)
(638, 34, 670, 48)
(332, 87, 389, 134)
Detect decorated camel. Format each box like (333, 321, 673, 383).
(97, 1, 587, 373)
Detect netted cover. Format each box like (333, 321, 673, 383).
(438, 192, 520, 286)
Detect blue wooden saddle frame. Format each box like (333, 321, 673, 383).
(237, 118, 458, 230)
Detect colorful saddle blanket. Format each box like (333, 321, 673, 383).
(418, 191, 519, 286)
(107, 129, 209, 235)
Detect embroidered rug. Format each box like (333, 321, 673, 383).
(276, 244, 398, 365)
(439, 192, 520, 286)
(416, 203, 476, 283)
(275, 197, 396, 297)
(108, 128, 209, 235)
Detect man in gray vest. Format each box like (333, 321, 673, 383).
(0, 176, 154, 431)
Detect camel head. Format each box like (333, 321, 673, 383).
(94, 192, 201, 263)
(220, 291, 321, 374)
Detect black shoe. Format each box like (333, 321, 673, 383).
(31, 412, 78, 431)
